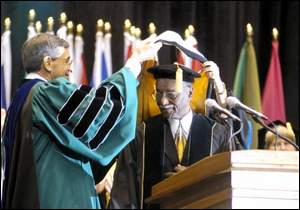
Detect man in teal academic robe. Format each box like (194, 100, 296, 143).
(2, 33, 161, 208)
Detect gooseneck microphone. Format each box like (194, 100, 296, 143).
(226, 96, 268, 120)
(205, 99, 241, 122)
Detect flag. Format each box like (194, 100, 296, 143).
(91, 31, 104, 87)
(103, 31, 112, 77)
(56, 25, 67, 41)
(91, 29, 113, 88)
(1, 66, 6, 109)
(27, 24, 36, 40)
(1, 29, 12, 109)
(123, 31, 134, 63)
(233, 38, 262, 149)
(74, 35, 88, 85)
(66, 33, 75, 83)
(262, 41, 286, 122)
(123, 30, 130, 62)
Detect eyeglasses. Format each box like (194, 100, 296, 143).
(152, 91, 179, 100)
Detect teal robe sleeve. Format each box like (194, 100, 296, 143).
(31, 67, 138, 165)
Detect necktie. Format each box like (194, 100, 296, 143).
(175, 121, 187, 163)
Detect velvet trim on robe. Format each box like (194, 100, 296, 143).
(3, 67, 138, 209)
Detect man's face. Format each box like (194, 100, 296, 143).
(155, 78, 192, 119)
(49, 47, 72, 80)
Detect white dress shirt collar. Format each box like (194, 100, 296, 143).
(168, 109, 193, 139)
(25, 73, 48, 82)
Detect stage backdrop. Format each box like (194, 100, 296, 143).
(1, 1, 299, 131)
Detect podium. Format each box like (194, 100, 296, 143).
(146, 150, 299, 209)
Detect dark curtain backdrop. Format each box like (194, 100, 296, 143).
(2, 1, 299, 131)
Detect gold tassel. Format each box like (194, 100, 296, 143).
(286, 122, 295, 139)
(175, 62, 183, 93)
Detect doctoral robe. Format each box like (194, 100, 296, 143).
(3, 67, 138, 208)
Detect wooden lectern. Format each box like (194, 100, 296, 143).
(146, 150, 299, 209)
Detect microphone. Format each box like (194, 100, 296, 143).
(205, 99, 241, 122)
(206, 79, 214, 99)
(226, 96, 268, 120)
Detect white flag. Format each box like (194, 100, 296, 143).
(27, 25, 36, 40)
(1, 30, 12, 109)
(66, 33, 75, 83)
(91, 31, 104, 87)
(104, 32, 112, 77)
(56, 25, 67, 41)
(123, 31, 136, 63)
(74, 35, 87, 85)
(123, 31, 131, 63)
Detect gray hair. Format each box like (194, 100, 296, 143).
(21, 33, 69, 73)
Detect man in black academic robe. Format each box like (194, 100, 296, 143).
(109, 62, 246, 209)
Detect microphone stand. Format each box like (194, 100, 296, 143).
(226, 118, 234, 152)
(252, 116, 299, 151)
(228, 117, 244, 151)
(207, 110, 237, 152)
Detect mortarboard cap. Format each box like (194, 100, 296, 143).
(258, 120, 298, 149)
(147, 63, 200, 83)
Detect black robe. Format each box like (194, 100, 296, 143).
(2, 79, 42, 208)
(109, 113, 232, 209)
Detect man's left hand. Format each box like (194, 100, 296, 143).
(202, 61, 220, 81)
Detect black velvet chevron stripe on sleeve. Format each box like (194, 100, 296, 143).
(89, 86, 124, 150)
(73, 87, 108, 138)
(58, 85, 92, 124)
